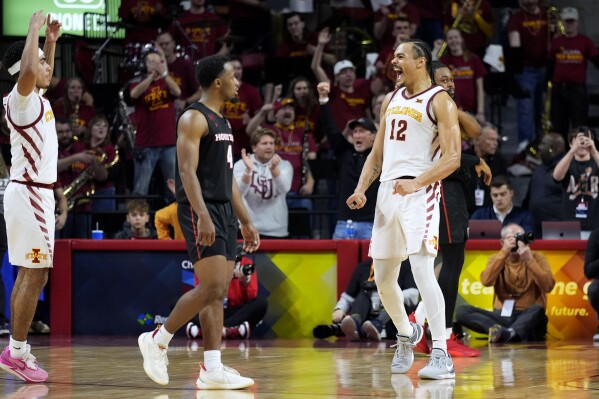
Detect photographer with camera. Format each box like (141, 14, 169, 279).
(186, 245, 268, 340)
(455, 223, 555, 343)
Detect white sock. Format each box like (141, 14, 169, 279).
(153, 325, 174, 347)
(9, 337, 26, 358)
(446, 327, 454, 338)
(204, 350, 222, 371)
(373, 257, 412, 337)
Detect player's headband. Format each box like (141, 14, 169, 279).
(7, 48, 45, 76)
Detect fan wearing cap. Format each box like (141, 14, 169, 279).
(317, 82, 379, 239)
(246, 96, 318, 208)
(311, 28, 377, 132)
(547, 6, 599, 138)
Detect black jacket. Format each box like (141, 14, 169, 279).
(321, 102, 379, 221)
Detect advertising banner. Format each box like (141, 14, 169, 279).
(3, 0, 120, 37)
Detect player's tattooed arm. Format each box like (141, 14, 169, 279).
(367, 163, 381, 187)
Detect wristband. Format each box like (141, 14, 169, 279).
(162, 71, 169, 79)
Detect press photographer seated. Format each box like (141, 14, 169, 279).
(186, 246, 267, 340)
(455, 223, 555, 343)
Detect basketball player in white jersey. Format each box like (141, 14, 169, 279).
(347, 39, 461, 380)
(0, 11, 61, 383)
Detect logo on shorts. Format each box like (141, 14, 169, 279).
(428, 236, 439, 251)
(25, 248, 47, 264)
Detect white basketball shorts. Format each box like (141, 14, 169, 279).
(369, 180, 440, 259)
(4, 182, 55, 268)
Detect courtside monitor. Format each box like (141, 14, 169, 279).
(468, 220, 502, 239)
(542, 221, 581, 240)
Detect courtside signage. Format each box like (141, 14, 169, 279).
(3, 0, 121, 37)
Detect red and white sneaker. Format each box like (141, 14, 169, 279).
(446, 333, 480, 357)
(408, 312, 430, 354)
(0, 345, 48, 383)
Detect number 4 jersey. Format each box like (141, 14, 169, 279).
(380, 85, 446, 182)
(175, 102, 234, 203)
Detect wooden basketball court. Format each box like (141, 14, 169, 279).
(0, 336, 598, 398)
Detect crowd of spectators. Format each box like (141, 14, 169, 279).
(1, 0, 598, 240)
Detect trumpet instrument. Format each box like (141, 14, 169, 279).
(437, 0, 483, 59)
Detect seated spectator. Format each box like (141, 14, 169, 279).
(317, 82, 378, 239)
(455, 223, 555, 342)
(584, 228, 599, 341)
(552, 126, 599, 239)
(186, 245, 268, 339)
(154, 179, 184, 240)
(233, 128, 293, 239)
(52, 76, 96, 138)
(113, 199, 157, 239)
(523, 133, 566, 237)
(73, 115, 119, 212)
(313, 258, 418, 341)
(471, 175, 534, 233)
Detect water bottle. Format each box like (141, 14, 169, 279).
(344, 220, 356, 239)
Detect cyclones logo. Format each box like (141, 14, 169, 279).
(428, 236, 439, 251)
(25, 248, 48, 264)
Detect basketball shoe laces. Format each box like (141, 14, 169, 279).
(20, 345, 39, 370)
(154, 344, 169, 369)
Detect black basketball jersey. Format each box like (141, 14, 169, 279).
(175, 102, 234, 203)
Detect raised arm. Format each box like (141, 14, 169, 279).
(311, 28, 331, 83)
(42, 14, 61, 81)
(16, 11, 47, 96)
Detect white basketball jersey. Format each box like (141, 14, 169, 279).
(3, 85, 58, 184)
(380, 85, 445, 182)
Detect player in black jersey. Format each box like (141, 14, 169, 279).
(138, 55, 259, 390)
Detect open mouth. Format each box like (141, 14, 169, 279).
(354, 140, 363, 146)
(394, 68, 404, 82)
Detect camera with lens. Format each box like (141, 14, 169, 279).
(512, 232, 534, 251)
(234, 248, 255, 277)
